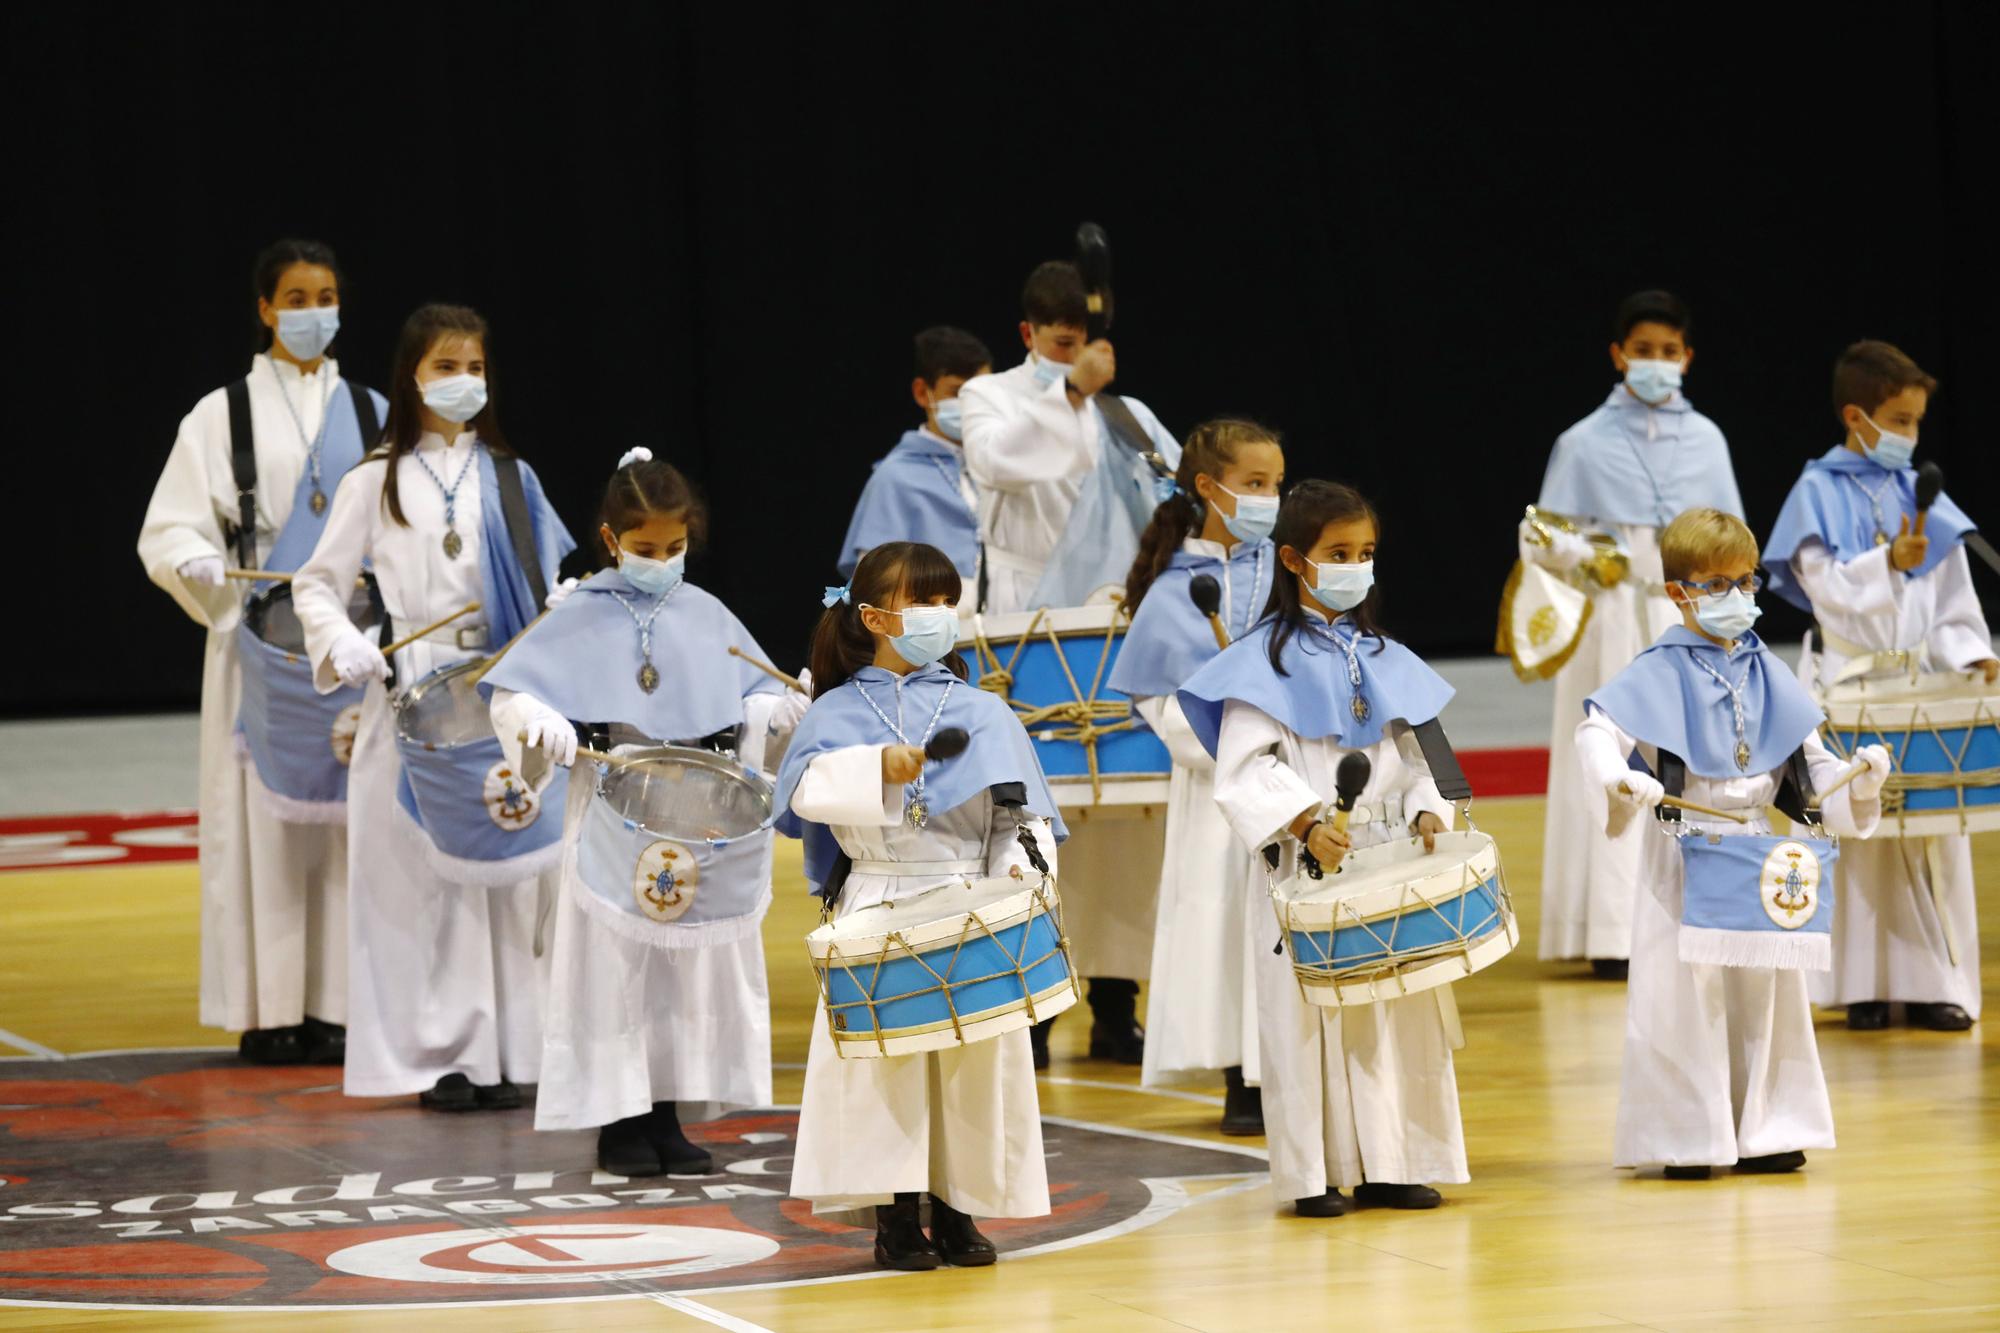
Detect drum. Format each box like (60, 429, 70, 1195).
(959, 603, 1170, 807)
(1819, 674, 2000, 836)
(1271, 830, 1518, 1007)
(235, 578, 381, 821)
(392, 659, 568, 886)
(807, 874, 1079, 1058)
(571, 745, 776, 949)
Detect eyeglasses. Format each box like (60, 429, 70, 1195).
(1674, 572, 1763, 598)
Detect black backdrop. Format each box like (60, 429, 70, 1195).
(7, 3, 1993, 715)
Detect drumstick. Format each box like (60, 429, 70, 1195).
(728, 645, 807, 693)
(1189, 574, 1229, 651)
(516, 730, 647, 771)
(226, 568, 368, 589)
(925, 728, 970, 761)
(381, 601, 482, 659)
(1618, 783, 1750, 824)
(465, 610, 550, 686)
(1301, 752, 1372, 880)
(1812, 757, 1883, 806)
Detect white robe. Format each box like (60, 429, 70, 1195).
(1213, 698, 1470, 1200)
(788, 743, 1054, 1218)
(136, 354, 351, 1032)
(1791, 540, 1990, 1018)
(293, 433, 551, 1096)
(1134, 694, 1260, 1086)
(1524, 519, 1680, 961)
(1575, 710, 1879, 1167)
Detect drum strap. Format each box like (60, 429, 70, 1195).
(1654, 746, 1818, 827)
(1095, 392, 1161, 473)
(348, 380, 380, 450)
(493, 455, 549, 610)
(1410, 719, 1473, 803)
(992, 781, 1051, 875)
(224, 378, 257, 569)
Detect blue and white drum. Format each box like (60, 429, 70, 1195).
(807, 874, 1079, 1058)
(959, 603, 1170, 808)
(1271, 829, 1518, 1007)
(392, 658, 567, 886)
(236, 578, 379, 822)
(1819, 674, 2000, 837)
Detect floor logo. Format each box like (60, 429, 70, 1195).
(327, 1224, 781, 1285)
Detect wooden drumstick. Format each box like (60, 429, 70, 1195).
(1189, 574, 1229, 651)
(729, 645, 806, 693)
(1812, 757, 1884, 806)
(226, 567, 291, 582)
(465, 610, 551, 686)
(1617, 783, 1750, 824)
(381, 601, 482, 659)
(1330, 751, 1370, 838)
(516, 730, 646, 771)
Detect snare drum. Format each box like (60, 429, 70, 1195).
(393, 658, 568, 885)
(235, 578, 380, 820)
(807, 875, 1079, 1057)
(571, 745, 775, 949)
(1271, 830, 1518, 1007)
(1819, 674, 2000, 836)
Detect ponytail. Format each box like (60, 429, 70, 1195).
(1122, 417, 1280, 610)
(808, 542, 970, 699)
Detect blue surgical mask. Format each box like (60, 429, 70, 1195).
(883, 603, 959, 668)
(420, 372, 489, 424)
(932, 397, 964, 442)
(1859, 411, 1915, 470)
(1031, 356, 1071, 390)
(619, 549, 685, 597)
(1623, 358, 1683, 405)
(275, 306, 340, 362)
(1213, 482, 1279, 544)
(1692, 587, 1761, 641)
(1306, 558, 1374, 612)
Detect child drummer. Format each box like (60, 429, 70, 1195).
(1575, 508, 1890, 1178)
(775, 541, 1065, 1270)
(1763, 341, 1993, 1032)
(1178, 480, 1468, 1217)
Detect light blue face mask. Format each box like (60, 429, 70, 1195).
(1212, 481, 1279, 543)
(1692, 587, 1761, 640)
(1307, 557, 1374, 612)
(933, 397, 964, 442)
(619, 550, 685, 597)
(420, 372, 489, 424)
(1030, 356, 1071, 389)
(275, 306, 340, 362)
(1623, 358, 1684, 405)
(882, 603, 959, 668)
(1859, 411, 1916, 470)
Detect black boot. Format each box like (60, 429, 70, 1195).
(1220, 1066, 1264, 1136)
(238, 1027, 305, 1065)
(874, 1192, 941, 1271)
(1663, 1165, 1712, 1181)
(598, 1115, 663, 1176)
(1846, 1001, 1890, 1030)
(928, 1195, 997, 1266)
(419, 1072, 479, 1112)
(1354, 1182, 1442, 1209)
(1294, 1189, 1348, 1218)
(301, 1017, 346, 1064)
(476, 1079, 523, 1111)
(1906, 1002, 1973, 1031)
(1086, 979, 1144, 1064)
(1735, 1151, 1805, 1174)
(1589, 958, 1629, 981)
(643, 1101, 715, 1174)
(1030, 1018, 1053, 1071)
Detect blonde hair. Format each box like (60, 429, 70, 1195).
(1660, 508, 1758, 583)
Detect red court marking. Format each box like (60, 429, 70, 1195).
(1460, 747, 1549, 798)
(0, 811, 198, 873)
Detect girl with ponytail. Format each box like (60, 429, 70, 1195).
(481, 447, 812, 1179)
(1107, 418, 1283, 1133)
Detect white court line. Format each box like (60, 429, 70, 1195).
(0, 1026, 62, 1061)
(1040, 1075, 1225, 1107)
(0, 1044, 234, 1063)
(649, 1293, 775, 1331)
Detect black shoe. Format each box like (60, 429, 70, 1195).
(598, 1115, 664, 1176)
(1846, 1001, 1891, 1030)
(1589, 958, 1630, 981)
(1293, 1189, 1349, 1218)
(238, 1026, 306, 1065)
(1220, 1066, 1264, 1136)
(1030, 1018, 1053, 1071)
(1088, 1021, 1145, 1064)
(1354, 1182, 1442, 1209)
(1663, 1165, 1712, 1181)
(1084, 979, 1144, 1063)
(420, 1072, 479, 1112)
(874, 1192, 941, 1271)
(301, 1017, 346, 1064)
(1907, 1002, 1974, 1032)
(475, 1079, 523, 1111)
(929, 1195, 997, 1266)
(1735, 1151, 1805, 1174)
(643, 1102, 715, 1174)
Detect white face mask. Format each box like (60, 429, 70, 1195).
(275, 306, 340, 361)
(1623, 358, 1684, 405)
(419, 372, 488, 424)
(619, 549, 685, 597)
(1306, 558, 1375, 612)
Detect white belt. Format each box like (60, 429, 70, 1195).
(1340, 795, 1405, 828)
(412, 623, 490, 650)
(847, 858, 985, 878)
(1815, 626, 1928, 685)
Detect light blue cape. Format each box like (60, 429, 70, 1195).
(1537, 385, 1741, 528)
(1586, 627, 1823, 779)
(1761, 446, 1976, 611)
(837, 430, 980, 580)
(1109, 539, 1274, 700)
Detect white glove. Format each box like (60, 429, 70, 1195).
(1522, 523, 1592, 573)
(1848, 744, 1892, 803)
(1610, 772, 1665, 810)
(521, 700, 578, 767)
(178, 555, 226, 588)
(770, 679, 813, 735)
(329, 628, 390, 689)
(545, 576, 579, 610)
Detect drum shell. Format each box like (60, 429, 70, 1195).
(1819, 678, 2000, 836)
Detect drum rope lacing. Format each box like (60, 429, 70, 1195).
(968, 607, 1139, 803)
(1820, 696, 2000, 823)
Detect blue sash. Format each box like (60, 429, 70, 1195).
(1675, 832, 1836, 972)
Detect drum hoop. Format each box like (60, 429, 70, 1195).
(592, 745, 775, 845)
(1273, 831, 1499, 921)
(392, 658, 495, 749)
(824, 976, 1078, 1046)
(1301, 917, 1520, 1005)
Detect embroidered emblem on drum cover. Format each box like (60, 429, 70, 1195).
(1760, 839, 1821, 929)
(633, 840, 700, 922)
(331, 704, 362, 766)
(483, 762, 541, 831)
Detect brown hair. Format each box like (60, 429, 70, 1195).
(599, 454, 708, 566)
(1660, 507, 1758, 584)
(376, 304, 512, 526)
(1263, 479, 1384, 674)
(1832, 339, 1938, 425)
(1124, 418, 1281, 610)
(808, 542, 970, 699)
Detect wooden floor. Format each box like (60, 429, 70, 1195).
(1, 796, 1996, 1331)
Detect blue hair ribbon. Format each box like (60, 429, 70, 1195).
(822, 584, 851, 608)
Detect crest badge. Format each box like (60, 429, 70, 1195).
(1760, 839, 1822, 930)
(633, 840, 701, 923)
(330, 704, 362, 766)
(483, 761, 542, 831)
